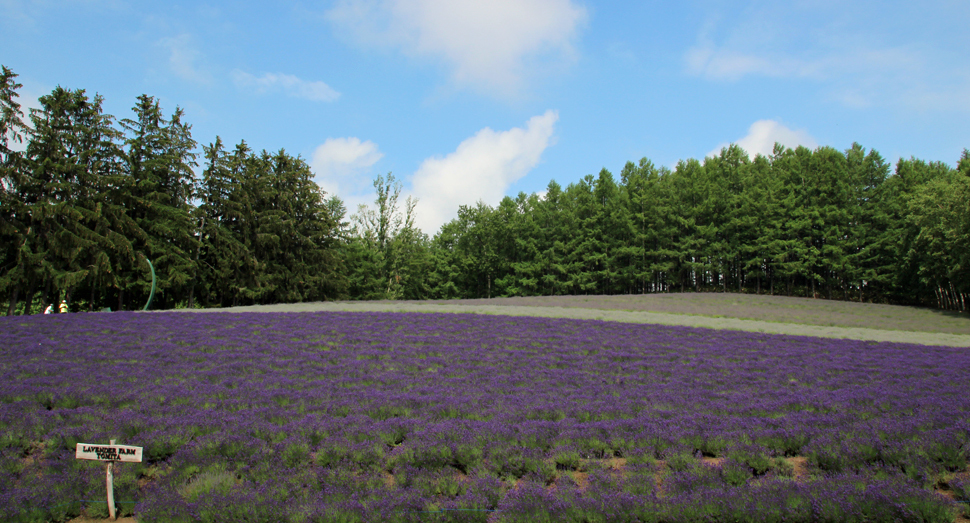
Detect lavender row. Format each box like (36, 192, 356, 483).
(1, 311, 968, 521)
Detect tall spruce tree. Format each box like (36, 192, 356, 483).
(502, 192, 543, 296)
(739, 153, 782, 294)
(120, 95, 198, 309)
(194, 137, 256, 307)
(844, 143, 891, 301)
(592, 168, 631, 294)
(669, 158, 708, 291)
(22, 87, 132, 313)
(0, 66, 29, 314)
(534, 180, 570, 295)
(563, 175, 599, 294)
(263, 149, 345, 302)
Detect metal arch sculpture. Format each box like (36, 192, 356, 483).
(143, 257, 156, 311)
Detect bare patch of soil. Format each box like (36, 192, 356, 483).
(701, 456, 725, 467)
(560, 470, 588, 490)
(786, 456, 810, 481)
(382, 471, 396, 488)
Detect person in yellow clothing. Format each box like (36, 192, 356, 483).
(59, 300, 68, 313)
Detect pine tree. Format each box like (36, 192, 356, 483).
(504, 192, 543, 296)
(844, 143, 891, 301)
(429, 214, 469, 299)
(22, 87, 132, 312)
(264, 149, 345, 302)
(120, 95, 198, 309)
(770, 145, 818, 296)
(668, 158, 708, 292)
(0, 66, 29, 314)
(533, 180, 570, 296)
(620, 159, 666, 294)
(491, 195, 525, 296)
(810, 146, 853, 299)
(704, 145, 749, 292)
(739, 153, 782, 294)
(193, 137, 257, 306)
(563, 175, 599, 294)
(592, 168, 631, 294)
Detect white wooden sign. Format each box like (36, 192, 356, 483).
(75, 440, 143, 520)
(76, 443, 143, 463)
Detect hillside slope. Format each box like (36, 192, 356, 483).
(182, 293, 970, 347)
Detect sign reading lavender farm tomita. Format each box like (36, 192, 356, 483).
(76, 443, 143, 463)
(76, 441, 143, 520)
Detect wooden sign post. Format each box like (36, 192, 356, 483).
(76, 439, 143, 520)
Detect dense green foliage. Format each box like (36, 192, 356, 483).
(433, 145, 970, 311)
(1, 70, 346, 312)
(1, 67, 968, 313)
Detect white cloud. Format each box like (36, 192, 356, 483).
(232, 70, 340, 102)
(326, 0, 586, 97)
(707, 120, 818, 160)
(310, 137, 383, 197)
(410, 109, 558, 233)
(685, 42, 822, 82)
(682, 7, 969, 112)
(156, 34, 212, 84)
(0, 0, 35, 29)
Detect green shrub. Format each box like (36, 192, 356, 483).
(282, 442, 310, 468)
(666, 452, 695, 472)
(453, 444, 484, 473)
(177, 466, 237, 502)
(553, 450, 582, 471)
(316, 443, 348, 467)
(770, 457, 794, 477)
(720, 459, 751, 486)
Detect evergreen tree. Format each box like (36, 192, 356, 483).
(491, 195, 524, 296)
(259, 149, 345, 303)
(503, 192, 544, 296)
(21, 87, 132, 313)
(811, 146, 853, 299)
(563, 175, 598, 294)
(534, 180, 570, 295)
(0, 66, 29, 314)
(193, 137, 258, 306)
(120, 95, 198, 309)
(844, 143, 891, 301)
(907, 169, 969, 310)
(704, 145, 749, 292)
(668, 158, 708, 291)
(620, 159, 662, 293)
(428, 214, 469, 299)
(738, 153, 781, 294)
(592, 168, 631, 294)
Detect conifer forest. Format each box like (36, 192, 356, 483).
(2, 66, 969, 314)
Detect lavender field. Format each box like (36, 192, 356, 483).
(2, 310, 969, 522)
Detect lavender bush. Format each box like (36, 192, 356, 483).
(1, 311, 966, 522)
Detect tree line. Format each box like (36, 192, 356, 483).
(0, 67, 346, 313)
(430, 146, 970, 312)
(2, 66, 969, 313)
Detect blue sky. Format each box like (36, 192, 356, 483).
(3, 0, 969, 234)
